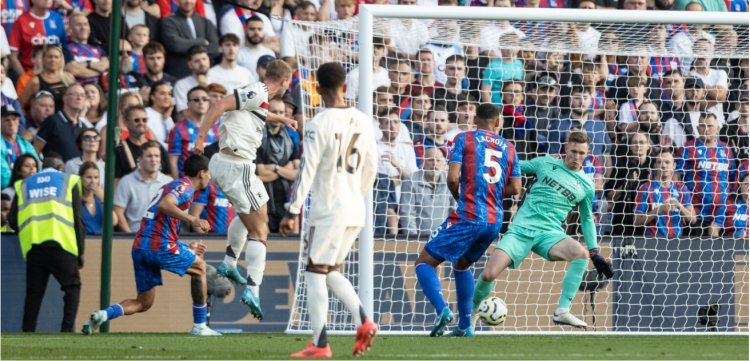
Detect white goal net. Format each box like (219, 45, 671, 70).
(285, 6, 749, 334)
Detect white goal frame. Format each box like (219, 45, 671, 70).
(286, 5, 749, 336)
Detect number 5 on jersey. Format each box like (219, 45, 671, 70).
(484, 149, 504, 184)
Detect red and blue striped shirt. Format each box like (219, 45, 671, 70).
(167, 119, 218, 178)
(449, 129, 520, 224)
(635, 180, 693, 238)
(192, 180, 235, 233)
(675, 139, 734, 226)
(8, 10, 67, 71)
(2, 0, 28, 35)
(725, 198, 748, 238)
(133, 178, 195, 253)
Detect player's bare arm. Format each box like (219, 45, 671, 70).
(447, 162, 461, 201)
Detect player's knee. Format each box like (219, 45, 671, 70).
(414, 251, 439, 267)
(192, 258, 206, 275)
(573, 247, 589, 261)
(454, 257, 472, 271)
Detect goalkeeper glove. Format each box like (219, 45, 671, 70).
(589, 248, 614, 279)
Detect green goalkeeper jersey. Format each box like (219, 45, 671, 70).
(512, 156, 599, 250)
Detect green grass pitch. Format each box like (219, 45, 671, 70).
(1, 333, 748, 360)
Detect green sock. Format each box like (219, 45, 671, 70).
(472, 276, 494, 312)
(558, 258, 587, 310)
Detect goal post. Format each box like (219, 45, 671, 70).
(286, 5, 749, 335)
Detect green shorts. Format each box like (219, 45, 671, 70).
(495, 226, 569, 269)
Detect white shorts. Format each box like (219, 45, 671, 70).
(304, 225, 362, 266)
(209, 152, 268, 214)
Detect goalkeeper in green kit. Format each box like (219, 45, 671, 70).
(472, 131, 614, 328)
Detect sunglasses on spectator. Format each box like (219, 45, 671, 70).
(130, 117, 149, 123)
(33, 90, 54, 100)
(121, 50, 134, 56)
(82, 135, 102, 142)
(190, 97, 210, 103)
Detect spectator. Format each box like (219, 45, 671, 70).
(621, 0, 647, 9)
(205, 83, 227, 107)
(79, 161, 118, 234)
(574, 0, 600, 58)
(673, 0, 727, 11)
(142, 42, 178, 86)
(64, 128, 106, 185)
(2, 153, 39, 199)
(647, 24, 681, 81)
(318, 0, 357, 21)
(22, 91, 55, 142)
(97, 40, 149, 96)
(160, 0, 219, 79)
(424, 18, 463, 86)
(634, 151, 696, 238)
(388, 0, 430, 61)
(158, 0, 207, 18)
(388, 58, 413, 120)
(720, 91, 749, 163)
(96, 91, 144, 157)
(663, 76, 705, 148)
(414, 108, 450, 168)
(654, 0, 675, 9)
(548, 86, 611, 161)
(255, 55, 276, 83)
(64, 13, 110, 84)
(345, 36, 389, 101)
(236, 16, 276, 81)
(145, 81, 176, 148)
(433, 54, 467, 114)
(33, 83, 93, 162)
(7, 154, 84, 333)
(406, 92, 431, 141)
(617, 75, 647, 127)
(1, 105, 39, 189)
(88, 0, 114, 54)
(524, 72, 560, 157)
(670, 23, 714, 74)
(446, 94, 477, 141)
(1, 193, 10, 232)
(675, 112, 733, 237)
(399, 146, 455, 237)
(219, 0, 278, 50)
(115, 104, 171, 179)
(128, 25, 151, 76)
(375, 108, 418, 236)
(19, 46, 76, 113)
(623, 102, 673, 155)
(477, 0, 524, 57)
(725, 174, 748, 238)
(188, 179, 235, 233)
(606, 55, 662, 107)
(278, 1, 317, 63)
(660, 69, 686, 123)
(123, 0, 161, 40)
(174, 45, 214, 114)
(14, 46, 45, 98)
(208, 34, 255, 93)
(8, 0, 67, 76)
(372, 87, 412, 143)
(168, 86, 217, 178)
(689, 39, 729, 127)
(411, 48, 442, 97)
(265, 0, 292, 39)
(82, 84, 106, 128)
(605, 131, 652, 236)
(481, 32, 524, 105)
(255, 98, 301, 232)
(113, 141, 173, 232)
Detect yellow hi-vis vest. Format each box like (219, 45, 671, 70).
(14, 171, 81, 259)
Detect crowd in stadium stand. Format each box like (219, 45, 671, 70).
(0, 0, 747, 240)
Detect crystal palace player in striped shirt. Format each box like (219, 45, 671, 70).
(189, 180, 235, 233)
(82, 155, 222, 336)
(414, 103, 522, 337)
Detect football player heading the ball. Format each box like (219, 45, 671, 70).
(473, 130, 615, 330)
(192, 60, 296, 321)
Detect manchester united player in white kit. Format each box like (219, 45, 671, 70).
(279, 62, 379, 358)
(193, 60, 295, 320)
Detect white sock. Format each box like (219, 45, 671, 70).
(247, 285, 260, 297)
(194, 322, 206, 328)
(224, 218, 248, 268)
(245, 240, 267, 286)
(306, 271, 329, 347)
(555, 307, 569, 316)
(327, 271, 364, 326)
